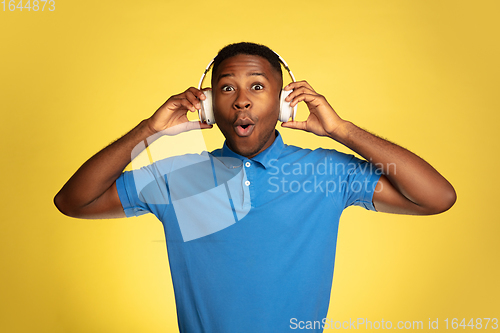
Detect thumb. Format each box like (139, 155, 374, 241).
(281, 121, 308, 131)
(161, 121, 212, 135)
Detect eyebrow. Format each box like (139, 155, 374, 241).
(216, 72, 269, 82)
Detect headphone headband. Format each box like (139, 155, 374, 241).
(198, 51, 295, 90)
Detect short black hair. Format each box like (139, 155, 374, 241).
(211, 42, 282, 85)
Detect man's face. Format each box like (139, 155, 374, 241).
(212, 54, 282, 158)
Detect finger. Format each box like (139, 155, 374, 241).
(186, 87, 206, 102)
(284, 86, 318, 103)
(184, 89, 202, 110)
(198, 87, 212, 101)
(288, 91, 324, 108)
(176, 97, 198, 113)
(284, 80, 315, 92)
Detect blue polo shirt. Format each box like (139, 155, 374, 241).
(116, 131, 381, 333)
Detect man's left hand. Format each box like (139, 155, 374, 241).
(281, 80, 347, 139)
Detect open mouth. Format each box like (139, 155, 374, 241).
(234, 117, 255, 137)
(235, 124, 255, 137)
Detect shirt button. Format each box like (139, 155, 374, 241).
(245, 161, 251, 167)
(245, 180, 250, 186)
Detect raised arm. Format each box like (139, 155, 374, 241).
(54, 87, 212, 219)
(281, 81, 456, 215)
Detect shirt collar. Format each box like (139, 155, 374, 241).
(221, 130, 285, 169)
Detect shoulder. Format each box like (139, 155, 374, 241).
(279, 144, 357, 163)
(129, 152, 213, 177)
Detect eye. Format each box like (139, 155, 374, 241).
(221, 85, 234, 92)
(252, 84, 264, 91)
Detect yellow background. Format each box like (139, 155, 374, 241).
(1, 0, 499, 331)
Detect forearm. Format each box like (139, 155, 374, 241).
(331, 121, 456, 213)
(54, 119, 157, 216)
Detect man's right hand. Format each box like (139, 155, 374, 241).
(54, 87, 213, 219)
(147, 87, 213, 135)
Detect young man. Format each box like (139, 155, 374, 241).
(55, 42, 455, 332)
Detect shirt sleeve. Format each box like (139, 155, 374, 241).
(115, 159, 173, 218)
(115, 152, 215, 218)
(343, 154, 381, 211)
(322, 149, 382, 211)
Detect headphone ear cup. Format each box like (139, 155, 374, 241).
(279, 89, 297, 122)
(198, 90, 215, 125)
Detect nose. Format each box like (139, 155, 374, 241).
(233, 90, 251, 110)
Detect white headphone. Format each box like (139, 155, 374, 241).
(197, 52, 297, 125)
